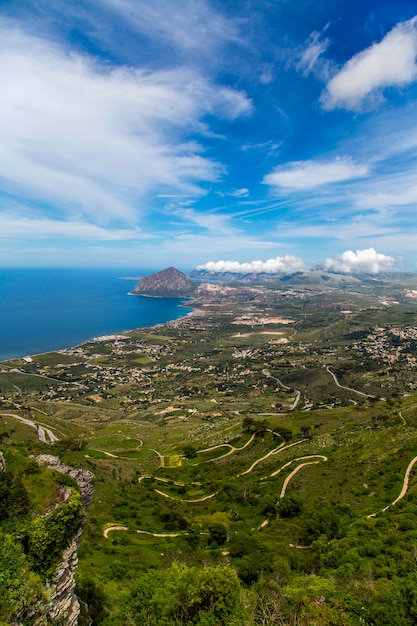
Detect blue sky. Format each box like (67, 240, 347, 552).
(1, 0, 417, 273)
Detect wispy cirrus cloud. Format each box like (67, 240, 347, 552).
(0, 21, 251, 228)
(0, 211, 146, 240)
(297, 29, 331, 78)
(263, 157, 369, 190)
(321, 16, 417, 111)
(171, 207, 238, 236)
(96, 0, 242, 65)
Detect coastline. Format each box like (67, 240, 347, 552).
(87, 303, 197, 344)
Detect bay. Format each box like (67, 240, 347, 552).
(0, 268, 192, 361)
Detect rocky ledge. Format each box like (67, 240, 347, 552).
(37, 455, 94, 626)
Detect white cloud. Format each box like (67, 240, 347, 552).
(356, 181, 417, 209)
(297, 30, 329, 77)
(173, 207, 237, 236)
(325, 248, 395, 274)
(196, 255, 306, 274)
(0, 23, 251, 226)
(98, 0, 241, 62)
(227, 188, 249, 197)
(0, 212, 145, 240)
(263, 157, 368, 190)
(322, 17, 417, 111)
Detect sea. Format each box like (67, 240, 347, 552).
(0, 268, 192, 361)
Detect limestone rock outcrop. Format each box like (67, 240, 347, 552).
(36, 455, 94, 626)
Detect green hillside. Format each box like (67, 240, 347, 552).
(1, 278, 417, 625)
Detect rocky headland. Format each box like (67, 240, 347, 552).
(131, 266, 197, 297)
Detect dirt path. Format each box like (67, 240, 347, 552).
(103, 526, 188, 539)
(279, 456, 328, 498)
(91, 449, 119, 458)
(29, 406, 49, 416)
(368, 454, 417, 518)
(240, 439, 306, 476)
(154, 488, 217, 503)
(103, 525, 128, 538)
(269, 454, 328, 479)
(136, 529, 184, 538)
(196, 432, 257, 463)
(257, 455, 327, 528)
(326, 366, 375, 399)
(150, 448, 165, 468)
(90, 447, 143, 459)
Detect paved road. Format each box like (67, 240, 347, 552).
(2, 413, 58, 443)
(326, 366, 375, 399)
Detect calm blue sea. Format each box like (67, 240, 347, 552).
(0, 268, 192, 361)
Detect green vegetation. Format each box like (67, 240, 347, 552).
(1, 277, 417, 624)
(0, 443, 84, 623)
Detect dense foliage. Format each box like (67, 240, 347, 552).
(0, 449, 84, 624)
(103, 564, 249, 626)
(0, 532, 46, 626)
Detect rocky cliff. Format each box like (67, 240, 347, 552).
(36, 455, 94, 626)
(132, 266, 196, 297)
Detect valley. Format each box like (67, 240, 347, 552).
(1, 274, 417, 625)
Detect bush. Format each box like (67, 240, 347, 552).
(25, 489, 83, 576)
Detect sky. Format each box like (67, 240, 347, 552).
(1, 0, 417, 273)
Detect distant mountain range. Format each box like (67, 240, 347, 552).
(190, 268, 417, 287)
(130, 266, 417, 298)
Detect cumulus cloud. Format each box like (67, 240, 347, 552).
(196, 255, 306, 274)
(0, 23, 251, 226)
(325, 248, 395, 274)
(322, 17, 417, 111)
(263, 157, 368, 190)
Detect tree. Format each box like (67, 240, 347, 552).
(0, 472, 29, 520)
(76, 576, 108, 625)
(0, 532, 46, 624)
(207, 521, 228, 546)
(183, 444, 197, 458)
(277, 495, 302, 518)
(124, 564, 250, 625)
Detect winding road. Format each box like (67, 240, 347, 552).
(278, 456, 328, 498)
(194, 432, 257, 464)
(367, 454, 417, 518)
(263, 369, 302, 410)
(1, 413, 59, 444)
(326, 366, 375, 399)
(240, 439, 306, 476)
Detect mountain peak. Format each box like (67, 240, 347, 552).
(132, 267, 196, 297)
